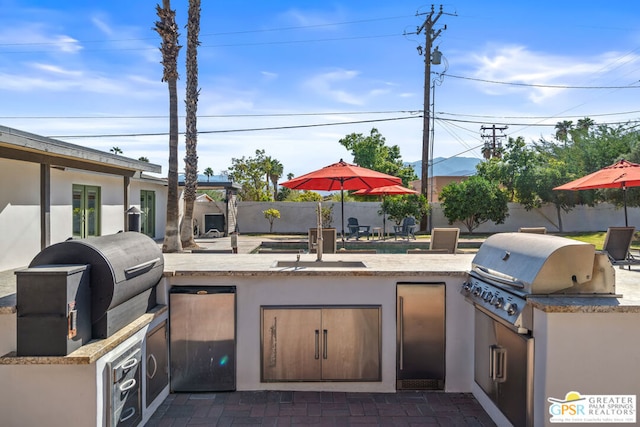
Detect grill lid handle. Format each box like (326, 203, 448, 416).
(124, 257, 161, 278)
(473, 266, 525, 289)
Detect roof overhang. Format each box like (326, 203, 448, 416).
(0, 125, 162, 177)
(179, 180, 242, 191)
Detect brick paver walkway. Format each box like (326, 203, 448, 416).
(147, 391, 497, 426)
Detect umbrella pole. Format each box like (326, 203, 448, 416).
(382, 196, 386, 240)
(624, 185, 628, 227)
(341, 186, 345, 248)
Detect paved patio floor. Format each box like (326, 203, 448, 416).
(146, 390, 497, 426)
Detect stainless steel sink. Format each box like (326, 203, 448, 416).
(271, 260, 367, 269)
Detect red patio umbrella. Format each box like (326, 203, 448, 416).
(353, 184, 419, 238)
(554, 159, 640, 226)
(280, 159, 402, 243)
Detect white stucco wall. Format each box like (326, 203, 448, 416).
(0, 158, 167, 270)
(0, 313, 15, 356)
(0, 158, 41, 271)
(130, 178, 168, 238)
(235, 201, 640, 234)
(0, 315, 169, 427)
(533, 311, 640, 427)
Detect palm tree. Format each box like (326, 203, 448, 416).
(554, 120, 573, 143)
(267, 159, 283, 200)
(180, 0, 201, 249)
(203, 167, 214, 182)
(155, 0, 182, 253)
(110, 146, 123, 155)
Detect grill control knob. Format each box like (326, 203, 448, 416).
(505, 302, 518, 316)
(463, 282, 473, 293)
(492, 297, 504, 308)
(483, 292, 493, 302)
(473, 287, 482, 296)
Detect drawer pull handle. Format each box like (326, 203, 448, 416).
(147, 354, 157, 379)
(119, 378, 137, 392)
(121, 357, 139, 370)
(119, 407, 136, 422)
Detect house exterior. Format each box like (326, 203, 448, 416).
(0, 125, 166, 271)
(410, 176, 469, 202)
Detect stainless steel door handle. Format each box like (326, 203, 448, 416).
(323, 329, 328, 359)
(399, 296, 404, 371)
(315, 330, 320, 359)
(490, 345, 507, 383)
(269, 317, 277, 367)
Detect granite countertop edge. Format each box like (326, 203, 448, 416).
(528, 297, 640, 313)
(0, 305, 167, 365)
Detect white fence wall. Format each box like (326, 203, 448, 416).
(234, 201, 638, 234)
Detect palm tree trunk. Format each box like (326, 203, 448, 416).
(180, 0, 201, 248)
(156, 0, 182, 253)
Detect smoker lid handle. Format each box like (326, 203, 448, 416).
(473, 266, 525, 289)
(124, 257, 161, 278)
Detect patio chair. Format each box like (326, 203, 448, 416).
(393, 217, 417, 240)
(518, 227, 547, 234)
(429, 228, 460, 254)
(602, 226, 640, 269)
(346, 217, 371, 240)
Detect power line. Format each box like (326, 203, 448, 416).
(49, 115, 420, 139)
(0, 15, 413, 47)
(442, 73, 640, 89)
(0, 110, 421, 120)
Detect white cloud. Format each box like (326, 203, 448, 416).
(261, 71, 278, 81)
(466, 44, 640, 104)
(91, 16, 114, 37)
(304, 69, 363, 105)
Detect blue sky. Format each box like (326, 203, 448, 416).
(2, 1, 640, 178)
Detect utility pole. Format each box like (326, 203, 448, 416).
(417, 5, 445, 232)
(481, 124, 508, 159)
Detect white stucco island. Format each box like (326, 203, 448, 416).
(2, 251, 640, 427)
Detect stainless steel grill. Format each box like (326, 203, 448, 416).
(462, 232, 616, 331)
(462, 232, 618, 427)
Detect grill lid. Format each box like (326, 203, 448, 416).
(471, 233, 596, 294)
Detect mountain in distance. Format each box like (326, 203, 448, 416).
(406, 157, 481, 177)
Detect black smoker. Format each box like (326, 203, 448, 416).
(16, 232, 163, 356)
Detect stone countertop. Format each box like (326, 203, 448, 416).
(163, 252, 476, 277)
(3, 252, 640, 315)
(0, 305, 167, 365)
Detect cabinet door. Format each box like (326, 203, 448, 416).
(261, 308, 322, 381)
(146, 321, 168, 407)
(397, 284, 445, 385)
(321, 307, 381, 381)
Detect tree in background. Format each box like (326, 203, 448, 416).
(381, 194, 430, 226)
(263, 208, 280, 233)
(180, 0, 201, 249)
(203, 167, 214, 181)
(264, 157, 284, 200)
(229, 149, 283, 201)
(339, 128, 417, 186)
(439, 176, 509, 234)
(155, 0, 182, 253)
(138, 156, 150, 162)
(110, 146, 123, 155)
